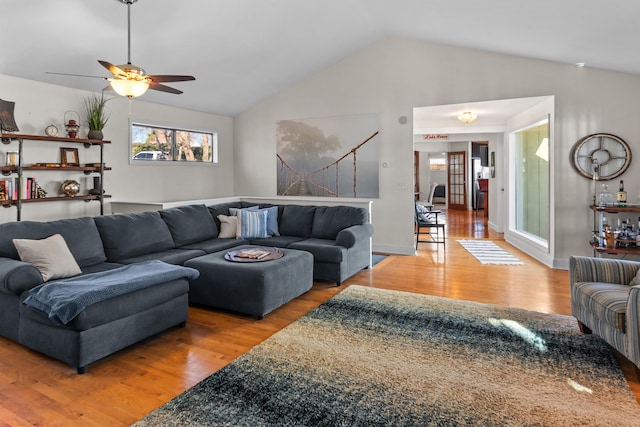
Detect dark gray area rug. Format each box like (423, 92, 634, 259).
(134, 285, 640, 426)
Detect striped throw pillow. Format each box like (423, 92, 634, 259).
(240, 209, 269, 239)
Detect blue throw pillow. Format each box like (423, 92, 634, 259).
(262, 206, 280, 236)
(247, 206, 280, 236)
(240, 209, 269, 239)
(415, 203, 429, 214)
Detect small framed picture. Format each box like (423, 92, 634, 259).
(60, 147, 79, 166)
(0, 99, 19, 132)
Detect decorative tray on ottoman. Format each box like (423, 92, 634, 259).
(224, 246, 284, 263)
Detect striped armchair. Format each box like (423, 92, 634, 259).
(570, 256, 640, 370)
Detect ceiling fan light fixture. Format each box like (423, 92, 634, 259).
(109, 78, 150, 98)
(457, 111, 477, 123)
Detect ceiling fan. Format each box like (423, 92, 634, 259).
(48, 0, 195, 98)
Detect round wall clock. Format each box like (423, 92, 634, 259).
(45, 124, 59, 137)
(570, 133, 632, 180)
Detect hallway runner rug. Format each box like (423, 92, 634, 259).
(457, 239, 525, 265)
(134, 285, 639, 426)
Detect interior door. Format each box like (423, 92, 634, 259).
(447, 151, 467, 210)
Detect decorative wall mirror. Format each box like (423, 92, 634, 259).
(570, 133, 631, 180)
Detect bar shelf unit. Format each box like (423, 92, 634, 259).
(590, 205, 640, 256)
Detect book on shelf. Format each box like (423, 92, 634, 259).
(0, 177, 41, 200)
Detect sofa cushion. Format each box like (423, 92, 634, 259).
(289, 238, 346, 263)
(311, 206, 367, 240)
(180, 238, 247, 254)
(20, 278, 189, 331)
(13, 234, 82, 282)
(232, 206, 280, 237)
(254, 206, 280, 236)
(208, 202, 244, 230)
(250, 235, 306, 248)
(572, 281, 629, 333)
(217, 214, 238, 238)
(239, 209, 269, 239)
(115, 248, 206, 266)
(80, 262, 124, 275)
(279, 205, 316, 238)
(160, 204, 218, 246)
(94, 212, 175, 262)
(0, 217, 107, 268)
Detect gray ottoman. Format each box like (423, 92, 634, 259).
(185, 246, 313, 319)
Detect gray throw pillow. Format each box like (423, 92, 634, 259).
(13, 234, 82, 282)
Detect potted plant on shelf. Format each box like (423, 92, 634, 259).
(84, 93, 110, 140)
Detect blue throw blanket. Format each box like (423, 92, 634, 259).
(23, 260, 200, 326)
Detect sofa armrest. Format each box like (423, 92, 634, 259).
(0, 257, 43, 296)
(335, 224, 374, 248)
(569, 256, 640, 287)
(625, 285, 640, 366)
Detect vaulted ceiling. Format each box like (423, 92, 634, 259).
(2, 0, 637, 116)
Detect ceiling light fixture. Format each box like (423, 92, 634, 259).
(457, 111, 477, 123)
(109, 78, 150, 98)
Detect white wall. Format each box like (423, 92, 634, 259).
(234, 37, 640, 263)
(0, 75, 234, 223)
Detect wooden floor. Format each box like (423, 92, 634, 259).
(1, 208, 638, 425)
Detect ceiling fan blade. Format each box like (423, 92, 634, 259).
(103, 84, 114, 92)
(149, 82, 183, 95)
(98, 60, 127, 77)
(46, 71, 108, 80)
(148, 75, 196, 83)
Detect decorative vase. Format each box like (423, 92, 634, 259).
(61, 180, 80, 197)
(88, 176, 104, 195)
(87, 129, 104, 140)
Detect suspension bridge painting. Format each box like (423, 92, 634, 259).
(276, 114, 379, 198)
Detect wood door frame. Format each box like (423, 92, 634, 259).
(414, 151, 420, 201)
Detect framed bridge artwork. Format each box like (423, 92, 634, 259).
(276, 114, 379, 198)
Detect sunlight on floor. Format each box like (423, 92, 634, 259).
(488, 318, 547, 352)
(567, 378, 593, 394)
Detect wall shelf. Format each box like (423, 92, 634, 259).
(1, 195, 112, 206)
(0, 133, 110, 220)
(1, 166, 112, 176)
(1, 133, 111, 146)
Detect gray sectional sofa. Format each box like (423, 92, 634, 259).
(0, 201, 373, 373)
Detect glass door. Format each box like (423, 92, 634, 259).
(447, 151, 466, 210)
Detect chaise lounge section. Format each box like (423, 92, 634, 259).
(0, 217, 192, 373)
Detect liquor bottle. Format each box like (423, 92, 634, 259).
(617, 180, 627, 206)
(599, 184, 614, 207)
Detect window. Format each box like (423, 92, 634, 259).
(130, 123, 218, 164)
(429, 158, 446, 171)
(513, 119, 549, 243)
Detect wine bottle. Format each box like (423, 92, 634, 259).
(617, 180, 627, 206)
